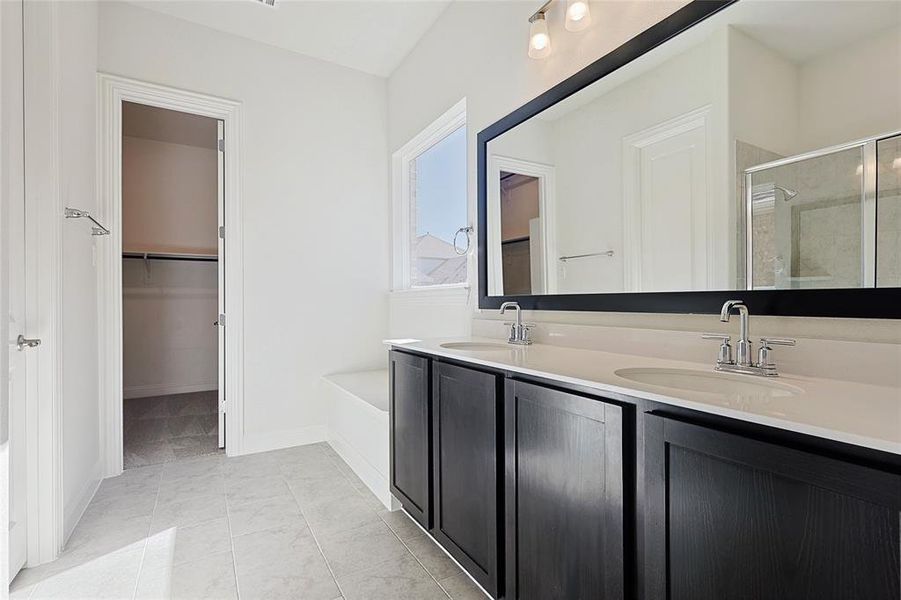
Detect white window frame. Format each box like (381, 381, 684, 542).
(391, 98, 468, 291)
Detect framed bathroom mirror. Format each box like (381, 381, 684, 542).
(477, 0, 901, 317)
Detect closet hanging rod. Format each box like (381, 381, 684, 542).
(65, 207, 110, 236)
(123, 252, 218, 262)
(558, 250, 615, 262)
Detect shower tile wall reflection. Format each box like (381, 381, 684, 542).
(877, 135, 901, 287)
(750, 146, 864, 289)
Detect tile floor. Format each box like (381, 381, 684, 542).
(10, 442, 487, 600)
(123, 392, 220, 469)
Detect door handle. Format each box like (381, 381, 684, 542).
(16, 335, 41, 351)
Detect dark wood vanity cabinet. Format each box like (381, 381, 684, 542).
(389, 350, 901, 600)
(388, 351, 432, 529)
(431, 361, 504, 597)
(643, 414, 901, 600)
(504, 380, 626, 600)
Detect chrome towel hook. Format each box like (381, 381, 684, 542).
(65, 207, 110, 236)
(453, 225, 473, 255)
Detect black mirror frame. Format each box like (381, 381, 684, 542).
(477, 0, 901, 319)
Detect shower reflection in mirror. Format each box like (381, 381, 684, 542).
(746, 133, 900, 290)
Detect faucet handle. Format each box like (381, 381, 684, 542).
(757, 337, 796, 373)
(759, 337, 796, 347)
(702, 333, 733, 365)
(701, 333, 730, 341)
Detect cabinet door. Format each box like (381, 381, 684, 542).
(644, 414, 901, 600)
(432, 361, 503, 598)
(389, 351, 431, 529)
(505, 380, 625, 600)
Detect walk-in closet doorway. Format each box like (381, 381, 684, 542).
(120, 102, 225, 468)
(98, 75, 245, 477)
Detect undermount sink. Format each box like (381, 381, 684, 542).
(440, 342, 511, 352)
(614, 367, 801, 398)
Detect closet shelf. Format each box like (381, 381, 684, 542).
(123, 251, 217, 262)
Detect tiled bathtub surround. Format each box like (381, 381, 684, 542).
(124, 392, 220, 469)
(11, 443, 486, 600)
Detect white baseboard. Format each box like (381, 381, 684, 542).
(123, 382, 217, 400)
(328, 432, 398, 511)
(63, 458, 104, 545)
(239, 425, 328, 456)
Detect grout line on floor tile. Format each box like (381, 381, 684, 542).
(322, 446, 453, 599)
(381, 518, 453, 599)
(381, 508, 490, 600)
(131, 463, 164, 599)
(287, 479, 348, 600)
(224, 485, 243, 600)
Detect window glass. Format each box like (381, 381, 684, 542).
(409, 126, 467, 287)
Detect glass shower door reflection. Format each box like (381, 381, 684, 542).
(748, 145, 867, 290)
(877, 134, 901, 287)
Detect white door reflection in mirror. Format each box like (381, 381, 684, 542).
(623, 107, 712, 292)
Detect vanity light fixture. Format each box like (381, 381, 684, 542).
(528, 0, 592, 59)
(529, 10, 552, 59)
(564, 0, 591, 31)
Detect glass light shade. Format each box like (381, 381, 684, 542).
(529, 14, 551, 59)
(565, 0, 591, 32)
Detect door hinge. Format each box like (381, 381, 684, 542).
(219, 226, 225, 239)
(218, 138, 225, 152)
(218, 313, 226, 327)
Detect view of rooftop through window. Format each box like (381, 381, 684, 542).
(410, 125, 467, 286)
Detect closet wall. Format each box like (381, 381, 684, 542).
(121, 104, 219, 399)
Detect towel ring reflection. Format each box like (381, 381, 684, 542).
(453, 226, 473, 255)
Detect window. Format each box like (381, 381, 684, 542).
(393, 99, 468, 290)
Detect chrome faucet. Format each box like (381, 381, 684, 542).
(499, 301, 532, 345)
(720, 300, 752, 366)
(703, 300, 795, 377)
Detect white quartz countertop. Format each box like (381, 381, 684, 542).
(387, 337, 901, 456)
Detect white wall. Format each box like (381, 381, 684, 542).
(0, 0, 24, 581)
(57, 0, 103, 542)
(122, 259, 218, 399)
(728, 27, 800, 158)
(99, 2, 390, 451)
(546, 33, 725, 293)
(798, 25, 901, 151)
(122, 136, 219, 254)
(387, 0, 689, 339)
(388, 0, 901, 343)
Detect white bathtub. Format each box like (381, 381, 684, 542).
(322, 369, 398, 510)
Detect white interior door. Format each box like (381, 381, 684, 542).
(217, 121, 225, 449)
(630, 124, 708, 292)
(3, 0, 28, 581)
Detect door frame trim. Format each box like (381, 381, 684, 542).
(97, 73, 246, 476)
(487, 155, 557, 295)
(21, 0, 65, 567)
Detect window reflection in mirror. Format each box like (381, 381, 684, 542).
(486, 1, 900, 296)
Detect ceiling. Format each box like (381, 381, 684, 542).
(127, 0, 452, 77)
(733, 0, 899, 63)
